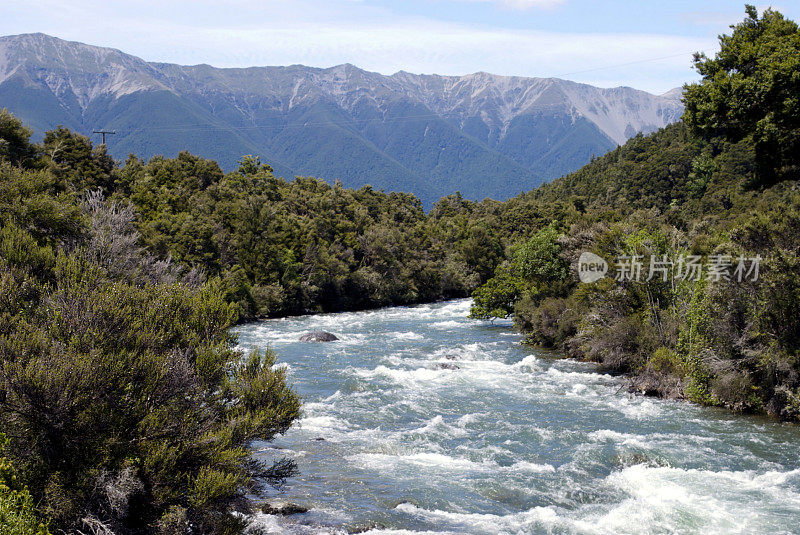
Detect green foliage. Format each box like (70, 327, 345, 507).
(237, 154, 273, 176)
(0, 109, 37, 167)
(42, 126, 116, 192)
(5, 15, 800, 524)
(512, 223, 570, 289)
(0, 114, 302, 533)
(470, 223, 571, 321)
(686, 153, 718, 198)
(683, 5, 800, 182)
(0, 254, 301, 531)
(683, 353, 719, 406)
(471, 6, 800, 421)
(515, 296, 582, 351)
(118, 154, 493, 318)
(523, 122, 702, 215)
(647, 347, 686, 378)
(0, 110, 510, 533)
(469, 269, 525, 320)
(0, 435, 50, 535)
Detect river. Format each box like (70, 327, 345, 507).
(233, 299, 800, 534)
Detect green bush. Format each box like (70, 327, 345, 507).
(470, 268, 525, 320)
(0, 120, 302, 533)
(0, 435, 49, 535)
(515, 296, 582, 350)
(647, 347, 686, 378)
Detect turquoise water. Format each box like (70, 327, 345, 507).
(234, 299, 800, 534)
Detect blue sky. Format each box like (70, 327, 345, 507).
(2, 1, 797, 93)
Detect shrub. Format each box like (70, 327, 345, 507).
(0, 435, 49, 535)
(515, 296, 582, 349)
(469, 268, 525, 320)
(0, 252, 300, 532)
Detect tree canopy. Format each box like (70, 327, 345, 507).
(683, 5, 800, 183)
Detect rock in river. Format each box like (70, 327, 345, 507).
(299, 331, 339, 342)
(261, 502, 310, 515)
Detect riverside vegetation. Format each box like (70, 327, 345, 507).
(0, 4, 798, 533)
(0, 112, 500, 532)
(470, 6, 800, 419)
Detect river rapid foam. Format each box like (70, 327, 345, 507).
(234, 299, 800, 534)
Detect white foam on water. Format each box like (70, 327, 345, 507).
(245, 512, 288, 534)
(352, 365, 449, 384)
(348, 451, 490, 473)
(362, 530, 456, 535)
(513, 354, 540, 371)
(579, 464, 800, 534)
(431, 320, 462, 329)
(394, 502, 565, 534)
(405, 415, 469, 439)
(238, 299, 800, 534)
(507, 460, 557, 473)
(264, 361, 291, 376)
(390, 331, 425, 341)
(435, 299, 472, 316)
(298, 415, 351, 435)
(235, 329, 368, 349)
(614, 396, 667, 420)
(456, 412, 483, 427)
(247, 506, 351, 535)
(346, 449, 558, 480)
(394, 460, 800, 535)
(569, 383, 589, 395)
(588, 429, 651, 449)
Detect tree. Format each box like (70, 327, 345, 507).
(683, 5, 800, 183)
(459, 223, 504, 282)
(0, 109, 37, 167)
(469, 269, 525, 320)
(0, 258, 301, 532)
(469, 223, 570, 321)
(237, 154, 273, 176)
(686, 153, 718, 198)
(513, 224, 568, 284)
(0, 117, 304, 532)
(42, 126, 116, 191)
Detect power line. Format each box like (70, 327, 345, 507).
(93, 130, 116, 144)
(552, 51, 697, 78)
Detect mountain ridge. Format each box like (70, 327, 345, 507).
(0, 33, 684, 204)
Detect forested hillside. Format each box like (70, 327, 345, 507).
(470, 6, 800, 422)
(113, 153, 498, 317)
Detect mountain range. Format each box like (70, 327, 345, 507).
(0, 33, 684, 205)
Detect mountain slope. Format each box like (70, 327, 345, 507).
(0, 33, 684, 204)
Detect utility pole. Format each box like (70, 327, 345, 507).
(93, 130, 116, 145)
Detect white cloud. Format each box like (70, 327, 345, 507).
(1, 0, 715, 94)
(680, 5, 787, 28)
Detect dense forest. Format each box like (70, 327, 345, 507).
(470, 6, 800, 421)
(0, 4, 798, 534)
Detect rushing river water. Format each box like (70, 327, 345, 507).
(234, 299, 800, 534)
